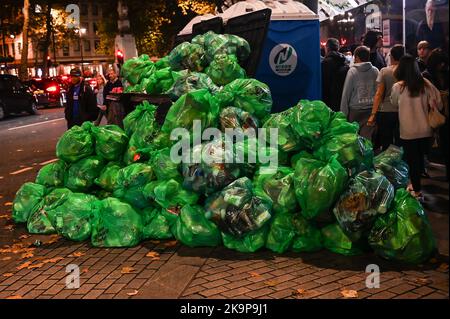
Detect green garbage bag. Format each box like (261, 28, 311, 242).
(12, 182, 46, 223)
(91, 125, 128, 161)
(333, 170, 395, 241)
(321, 223, 364, 256)
(182, 139, 242, 195)
(113, 163, 154, 209)
(56, 122, 94, 163)
(144, 179, 199, 209)
(205, 177, 273, 238)
(293, 152, 348, 220)
(51, 192, 97, 241)
(265, 212, 322, 253)
(222, 225, 268, 253)
(126, 122, 161, 164)
(26, 188, 72, 234)
(94, 162, 122, 192)
(149, 148, 181, 181)
(172, 205, 221, 247)
(168, 42, 207, 72)
(368, 189, 436, 264)
(217, 79, 272, 120)
(124, 84, 139, 93)
(154, 56, 170, 70)
(219, 107, 259, 138)
(203, 33, 251, 63)
(141, 207, 179, 239)
(373, 145, 409, 189)
(291, 100, 332, 150)
(35, 160, 67, 188)
(121, 54, 152, 85)
(64, 156, 105, 192)
(127, 61, 155, 85)
(205, 54, 246, 86)
(314, 133, 374, 174)
(166, 71, 218, 100)
(146, 67, 181, 94)
(123, 101, 158, 137)
(191, 31, 213, 47)
(253, 166, 297, 214)
(321, 111, 359, 141)
(91, 197, 143, 247)
(262, 108, 301, 154)
(161, 89, 219, 134)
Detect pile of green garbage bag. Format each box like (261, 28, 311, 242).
(10, 30, 437, 265)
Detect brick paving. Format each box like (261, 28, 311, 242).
(0, 165, 448, 299)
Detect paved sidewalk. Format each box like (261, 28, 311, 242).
(0, 166, 448, 300)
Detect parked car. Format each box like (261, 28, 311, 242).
(24, 77, 67, 108)
(0, 74, 38, 120)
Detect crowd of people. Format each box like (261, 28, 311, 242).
(322, 30, 449, 201)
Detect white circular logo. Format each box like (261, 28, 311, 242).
(269, 43, 298, 76)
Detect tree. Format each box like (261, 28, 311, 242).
(19, 0, 30, 80)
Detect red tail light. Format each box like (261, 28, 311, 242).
(46, 85, 58, 93)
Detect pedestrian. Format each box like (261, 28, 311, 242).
(391, 54, 443, 200)
(422, 48, 449, 180)
(417, 41, 431, 73)
(340, 46, 379, 141)
(65, 68, 99, 129)
(94, 73, 107, 126)
(363, 30, 386, 70)
(321, 38, 350, 112)
(103, 69, 123, 103)
(367, 45, 405, 152)
(416, 0, 447, 51)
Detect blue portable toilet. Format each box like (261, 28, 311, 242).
(221, 0, 321, 113)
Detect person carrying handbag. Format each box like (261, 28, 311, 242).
(391, 54, 443, 201)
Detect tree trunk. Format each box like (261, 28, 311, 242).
(42, 1, 52, 77)
(19, 0, 30, 80)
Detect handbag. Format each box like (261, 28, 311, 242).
(427, 87, 446, 129)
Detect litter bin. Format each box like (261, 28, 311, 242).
(105, 93, 173, 128)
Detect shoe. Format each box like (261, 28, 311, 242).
(411, 191, 425, 203)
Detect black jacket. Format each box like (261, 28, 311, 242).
(321, 51, 349, 112)
(65, 80, 99, 123)
(103, 79, 123, 103)
(370, 51, 386, 70)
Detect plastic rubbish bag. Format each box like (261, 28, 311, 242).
(219, 107, 259, 138)
(144, 179, 199, 209)
(333, 170, 395, 241)
(321, 111, 359, 141)
(91, 125, 128, 161)
(149, 148, 181, 181)
(94, 162, 122, 192)
(265, 212, 322, 253)
(161, 89, 219, 134)
(182, 139, 242, 195)
(368, 189, 436, 264)
(141, 207, 179, 240)
(321, 223, 364, 256)
(168, 42, 207, 72)
(51, 192, 97, 241)
(373, 145, 409, 189)
(222, 225, 268, 253)
(35, 160, 67, 188)
(216, 79, 272, 120)
(145, 67, 181, 94)
(172, 205, 221, 247)
(113, 163, 154, 209)
(123, 101, 158, 137)
(291, 100, 332, 150)
(26, 188, 72, 234)
(203, 33, 251, 63)
(205, 54, 246, 86)
(262, 108, 301, 153)
(64, 156, 105, 192)
(56, 122, 94, 163)
(293, 152, 348, 220)
(166, 71, 218, 100)
(91, 197, 143, 247)
(253, 166, 298, 214)
(12, 182, 46, 223)
(204, 177, 272, 238)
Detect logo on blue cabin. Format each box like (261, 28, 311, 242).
(269, 44, 298, 77)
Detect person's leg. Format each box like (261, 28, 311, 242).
(402, 138, 422, 193)
(393, 113, 401, 147)
(439, 122, 449, 180)
(376, 112, 394, 151)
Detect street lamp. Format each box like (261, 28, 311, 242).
(76, 27, 87, 73)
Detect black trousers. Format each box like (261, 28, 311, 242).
(401, 137, 431, 192)
(67, 117, 82, 129)
(376, 112, 400, 151)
